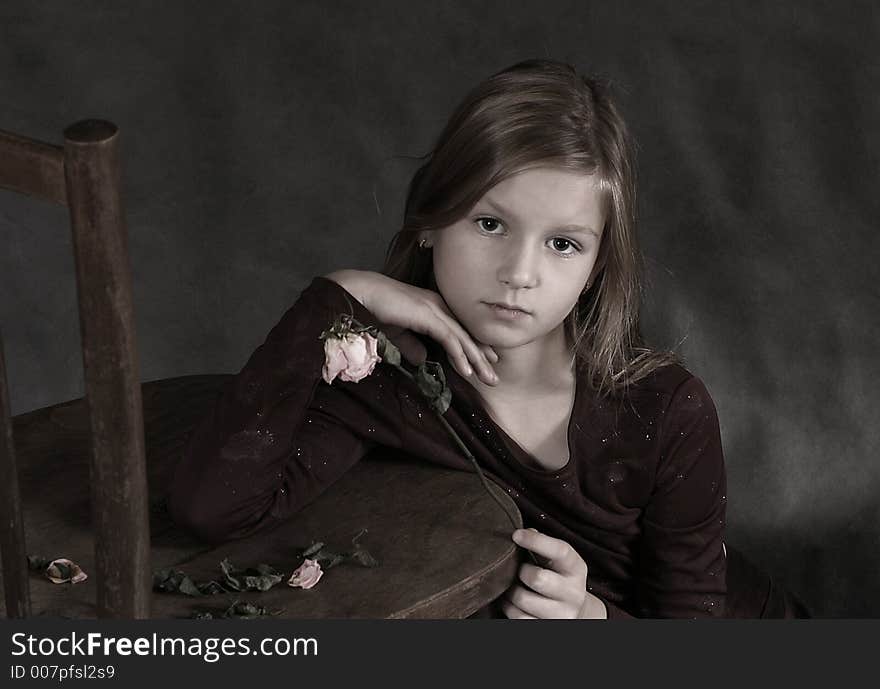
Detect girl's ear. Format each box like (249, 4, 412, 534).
(585, 257, 606, 293)
(418, 231, 436, 249)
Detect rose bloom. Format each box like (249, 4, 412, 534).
(322, 332, 380, 384)
(288, 558, 323, 589)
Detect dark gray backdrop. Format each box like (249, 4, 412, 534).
(1, 1, 877, 617)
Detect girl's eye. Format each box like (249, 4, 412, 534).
(550, 237, 579, 255)
(475, 218, 580, 256)
(476, 217, 503, 233)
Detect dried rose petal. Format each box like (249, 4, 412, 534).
(322, 333, 381, 385)
(338, 333, 380, 383)
(322, 337, 349, 384)
(46, 558, 88, 584)
(287, 558, 323, 589)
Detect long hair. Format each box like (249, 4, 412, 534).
(383, 59, 675, 397)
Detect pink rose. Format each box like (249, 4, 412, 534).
(288, 558, 323, 589)
(322, 332, 380, 384)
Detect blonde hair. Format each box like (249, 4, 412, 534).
(383, 59, 675, 397)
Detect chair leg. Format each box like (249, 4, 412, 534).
(0, 334, 31, 618)
(64, 121, 151, 618)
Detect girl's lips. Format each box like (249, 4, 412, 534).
(485, 302, 530, 320)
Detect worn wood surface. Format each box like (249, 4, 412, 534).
(1, 375, 520, 619)
(0, 128, 66, 204)
(0, 124, 69, 618)
(1, 119, 150, 618)
(64, 119, 151, 618)
(0, 336, 31, 617)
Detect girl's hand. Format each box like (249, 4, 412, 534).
(502, 528, 608, 619)
(325, 269, 499, 386)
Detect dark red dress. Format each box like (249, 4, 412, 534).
(168, 276, 807, 618)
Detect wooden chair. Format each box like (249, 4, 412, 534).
(0, 120, 151, 618)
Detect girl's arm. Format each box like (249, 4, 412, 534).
(325, 269, 499, 384)
(634, 374, 728, 618)
(500, 374, 726, 620)
(167, 276, 407, 543)
(170, 395, 376, 543)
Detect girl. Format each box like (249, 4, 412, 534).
(169, 59, 727, 619)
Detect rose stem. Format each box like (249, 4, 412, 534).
(392, 364, 538, 566)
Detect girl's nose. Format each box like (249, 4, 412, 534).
(497, 240, 539, 289)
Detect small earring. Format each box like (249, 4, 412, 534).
(418, 238, 431, 250)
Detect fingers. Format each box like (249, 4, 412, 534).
(500, 594, 537, 619)
(514, 562, 589, 614)
(512, 529, 588, 579)
(457, 334, 498, 385)
(420, 315, 476, 379)
(433, 303, 499, 369)
(505, 530, 594, 620)
(504, 583, 574, 620)
(480, 343, 500, 364)
(421, 302, 498, 385)
(355, 275, 498, 384)
(516, 562, 567, 600)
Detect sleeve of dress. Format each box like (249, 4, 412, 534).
(603, 598, 635, 619)
(167, 276, 406, 544)
(634, 374, 728, 618)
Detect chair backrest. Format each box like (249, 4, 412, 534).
(0, 120, 151, 618)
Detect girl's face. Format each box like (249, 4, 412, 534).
(430, 166, 605, 353)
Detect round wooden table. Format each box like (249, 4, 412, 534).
(3, 375, 521, 618)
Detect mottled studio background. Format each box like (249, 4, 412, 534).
(1, 1, 877, 616)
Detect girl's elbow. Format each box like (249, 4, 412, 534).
(167, 487, 232, 545)
(167, 475, 278, 545)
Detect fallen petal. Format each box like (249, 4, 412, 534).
(288, 558, 323, 589)
(46, 558, 88, 584)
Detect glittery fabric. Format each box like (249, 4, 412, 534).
(169, 277, 728, 618)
